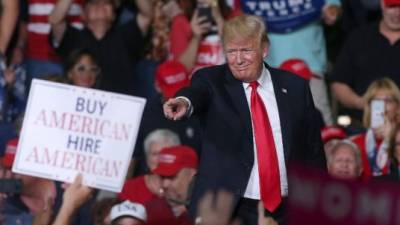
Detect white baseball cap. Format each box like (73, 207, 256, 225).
(110, 200, 147, 222)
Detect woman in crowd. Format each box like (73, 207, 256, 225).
(351, 78, 400, 180)
(64, 49, 101, 88)
(169, 0, 238, 72)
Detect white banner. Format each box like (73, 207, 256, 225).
(13, 79, 146, 192)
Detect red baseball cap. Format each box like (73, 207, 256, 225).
(279, 59, 313, 81)
(155, 61, 190, 100)
(384, 0, 400, 6)
(2, 138, 18, 169)
(321, 126, 347, 143)
(153, 145, 198, 177)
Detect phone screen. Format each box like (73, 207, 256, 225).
(197, 6, 215, 24)
(370, 100, 385, 128)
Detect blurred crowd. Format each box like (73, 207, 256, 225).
(0, 0, 399, 224)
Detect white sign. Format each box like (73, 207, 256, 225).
(13, 79, 146, 192)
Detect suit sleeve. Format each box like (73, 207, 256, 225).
(176, 71, 212, 116)
(304, 82, 326, 169)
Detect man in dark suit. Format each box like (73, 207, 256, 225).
(163, 15, 325, 225)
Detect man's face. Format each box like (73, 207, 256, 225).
(224, 37, 268, 83)
(84, 0, 115, 24)
(161, 168, 195, 206)
(146, 142, 174, 171)
(328, 146, 362, 180)
(381, 0, 400, 31)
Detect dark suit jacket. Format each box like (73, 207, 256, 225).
(178, 63, 325, 216)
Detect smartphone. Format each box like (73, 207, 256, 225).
(0, 179, 23, 194)
(370, 100, 385, 128)
(197, 6, 215, 25)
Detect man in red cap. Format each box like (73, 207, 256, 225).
(145, 145, 198, 225)
(331, 0, 400, 126)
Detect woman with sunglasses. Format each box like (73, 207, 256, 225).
(64, 49, 101, 88)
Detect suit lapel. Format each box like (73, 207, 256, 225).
(269, 67, 292, 160)
(223, 66, 253, 138)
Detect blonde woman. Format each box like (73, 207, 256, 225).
(351, 78, 400, 180)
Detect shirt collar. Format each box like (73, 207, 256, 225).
(243, 64, 270, 90)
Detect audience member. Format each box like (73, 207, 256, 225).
(321, 125, 347, 158)
(109, 200, 147, 225)
(331, 0, 400, 123)
(327, 139, 363, 180)
(0, 0, 25, 155)
(145, 145, 198, 225)
(64, 48, 101, 88)
(169, 0, 237, 72)
(17, 0, 84, 79)
(0, 0, 19, 54)
(341, 0, 381, 38)
(52, 174, 93, 225)
(119, 129, 181, 203)
(351, 78, 400, 180)
(91, 198, 121, 225)
(49, 0, 152, 95)
(0, 140, 57, 225)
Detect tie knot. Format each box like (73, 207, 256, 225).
(249, 81, 259, 90)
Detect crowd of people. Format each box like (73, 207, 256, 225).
(0, 0, 399, 224)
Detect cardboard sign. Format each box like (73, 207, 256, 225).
(13, 79, 146, 192)
(289, 164, 400, 225)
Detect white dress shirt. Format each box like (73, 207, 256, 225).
(243, 65, 288, 199)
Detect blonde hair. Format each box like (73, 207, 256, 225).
(222, 15, 269, 49)
(363, 78, 400, 127)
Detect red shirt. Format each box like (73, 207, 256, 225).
(118, 175, 158, 204)
(26, 0, 84, 61)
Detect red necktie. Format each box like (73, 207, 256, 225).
(249, 81, 282, 212)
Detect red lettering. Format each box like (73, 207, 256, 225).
(81, 116, 93, 134)
(75, 154, 86, 172)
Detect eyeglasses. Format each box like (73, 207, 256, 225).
(73, 65, 101, 75)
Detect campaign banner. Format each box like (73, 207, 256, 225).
(12, 79, 146, 192)
(240, 0, 324, 33)
(288, 164, 400, 225)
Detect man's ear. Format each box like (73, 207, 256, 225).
(262, 43, 269, 58)
(188, 168, 197, 180)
